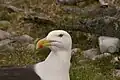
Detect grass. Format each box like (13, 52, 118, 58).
(70, 53, 119, 80)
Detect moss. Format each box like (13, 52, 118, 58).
(0, 20, 11, 30)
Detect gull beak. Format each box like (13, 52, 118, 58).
(36, 38, 51, 49)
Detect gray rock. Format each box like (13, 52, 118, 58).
(99, 0, 116, 7)
(0, 39, 14, 52)
(113, 69, 120, 77)
(111, 56, 120, 63)
(57, 0, 78, 5)
(27, 44, 35, 51)
(71, 48, 80, 56)
(99, 0, 108, 6)
(13, 34, 33, 43)
(98, 36, 120, 53)
(0, 45, 15, 53)
(5, 5, 23, 12)
(24, 12, 55, 25)
(82, 48, 100, 60)
(92, 53, 111, 60)
(83, 48, 111, 60)
(0, 39, 13, 47)
(0, 30, 11, 40)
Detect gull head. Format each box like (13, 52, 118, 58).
(36, 30, 72, 51)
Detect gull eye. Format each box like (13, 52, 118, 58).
(58, 34, 64, 37)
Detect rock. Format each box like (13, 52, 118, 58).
(0, 39, 13, 47)
(62, 6, 82, 14)
(5, 5, 23, 12)
(0, 30, 11, 40)
(98, 36, 120, 53)
(56, 0, 79, 5)
(0, 4, 23, 12)
(67, 7, 120, 38)
(82, 48, 111, 60)
(0, 45, 15, 53)
(27, 44, 35, 51)
(71, 48, 80, 56)
(92, 53, 111, 60)
(0, 39, 14, 52)
(13, 35, 33, 43)
(113, 69, 120, 77)
(111, 56, 120, 69)
(24, 12, 55, 25)
(99, 0, 108, 6)
(111, 56, 120, 63)
(99, 0, 117, 7)
(82, 48, 100, 60)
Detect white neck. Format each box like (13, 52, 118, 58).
(45, 50, 71, 63)
(34, 50, 71, 80)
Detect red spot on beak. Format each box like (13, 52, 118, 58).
(39, 44, 43, 48)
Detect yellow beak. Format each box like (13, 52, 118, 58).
(36, 38, 51, 49)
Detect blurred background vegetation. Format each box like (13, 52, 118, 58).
(0, 0, 120, 80)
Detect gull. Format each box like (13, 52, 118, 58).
(0, 30, 72, 80)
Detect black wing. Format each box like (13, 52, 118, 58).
(0, 66, 41, 80)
